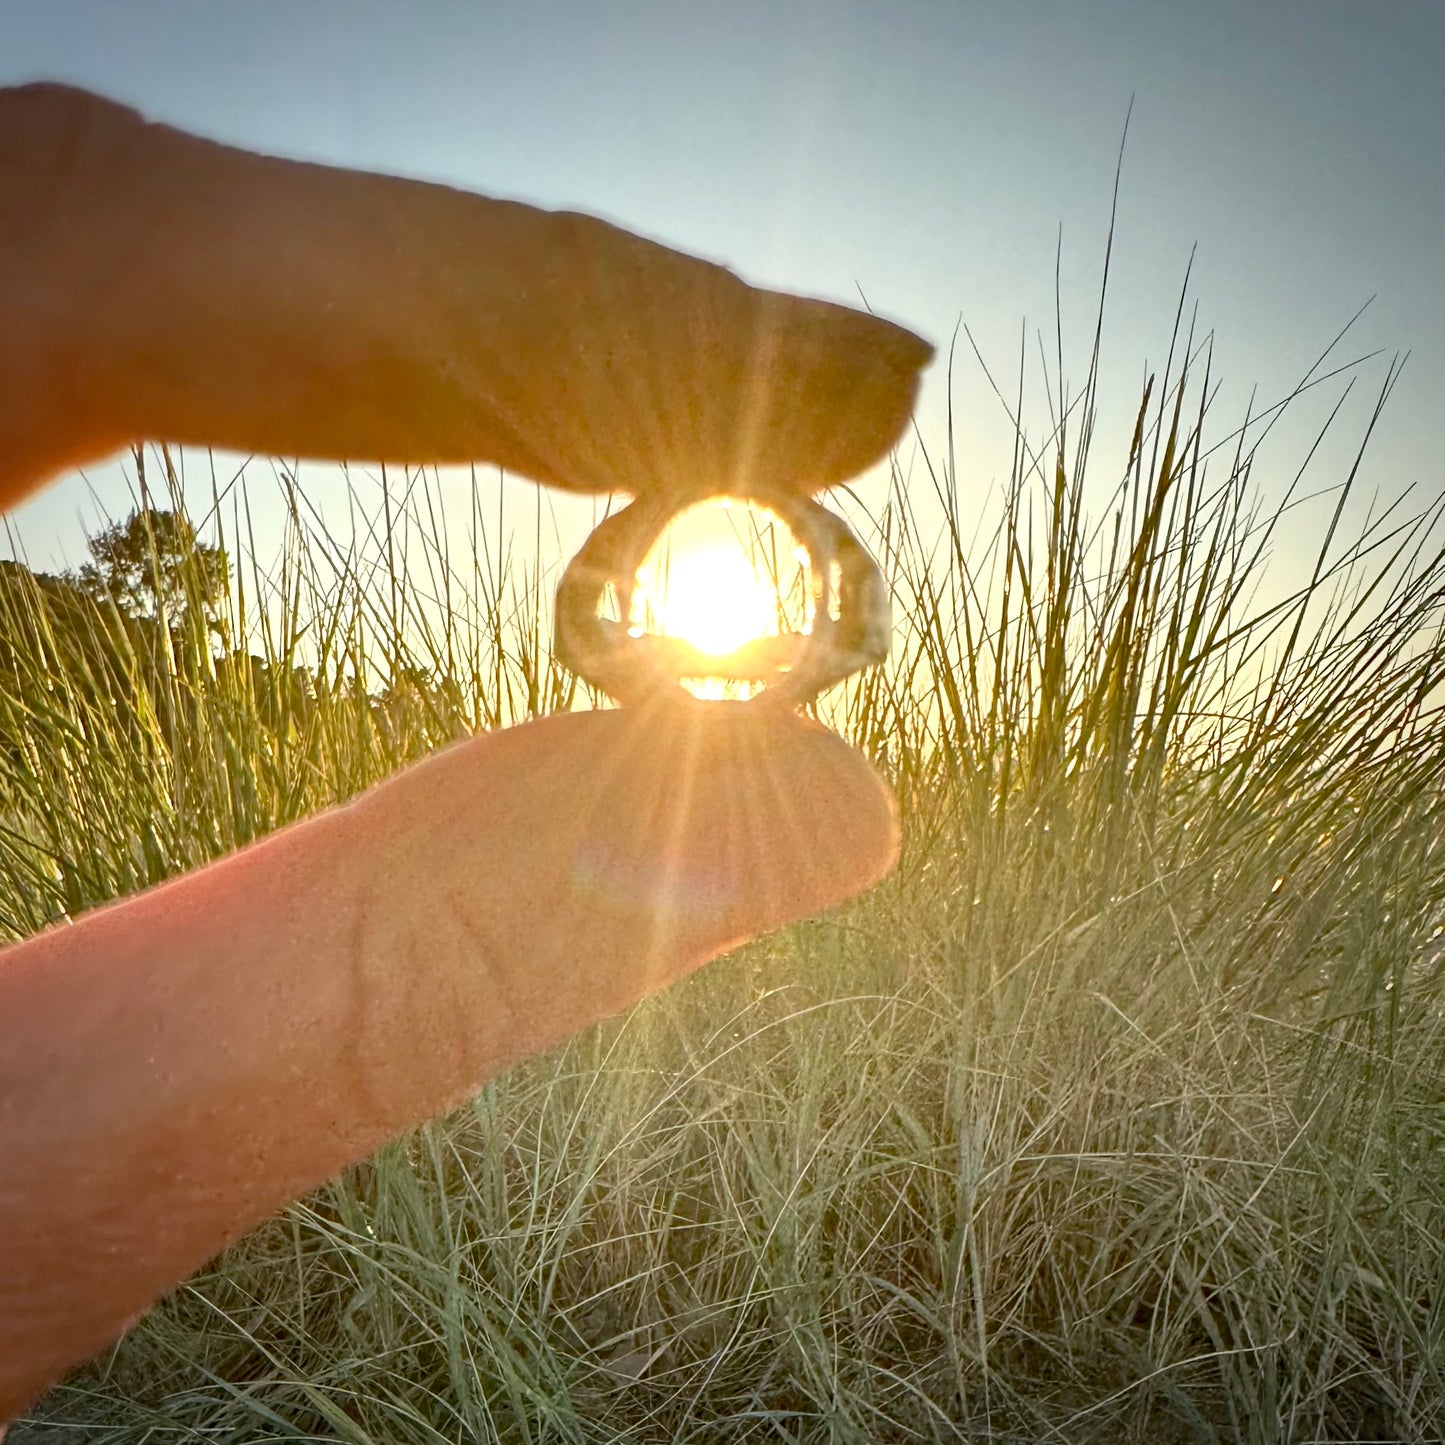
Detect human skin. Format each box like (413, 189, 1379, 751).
(0, 84, 930, 1423)
(0, 82, 932, 511)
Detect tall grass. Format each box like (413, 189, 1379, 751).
(5, 287, 1445, 1443)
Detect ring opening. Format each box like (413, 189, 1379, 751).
(623, 499, 810, 699)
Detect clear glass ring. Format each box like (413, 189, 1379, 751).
(554, 493, 890, 707)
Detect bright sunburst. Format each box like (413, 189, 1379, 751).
(628, 502, 803, 693)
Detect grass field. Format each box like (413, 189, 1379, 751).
(4, 293, 1444, 1443)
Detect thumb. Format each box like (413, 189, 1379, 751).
(358, 704, 899, 1065)
(0, 703, 895, 1420)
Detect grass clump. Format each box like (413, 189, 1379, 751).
(5, 278, 1445, 1443)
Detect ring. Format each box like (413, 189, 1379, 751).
(554, 493, 890, 707)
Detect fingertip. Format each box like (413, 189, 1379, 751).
(743, 292, 934, 495)
(588, 701, 900, 951)
(403, 706, 899, 1049)
(743, 708, 901, 918)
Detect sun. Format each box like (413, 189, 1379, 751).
(627, 502, 804, 691)
(636, 541, 779, 655)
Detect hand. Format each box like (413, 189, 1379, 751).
(0, 83, 930, 1423)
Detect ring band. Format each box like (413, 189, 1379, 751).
(554, 493, 890, 707)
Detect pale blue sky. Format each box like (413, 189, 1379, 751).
(2, 0, 1442, 578)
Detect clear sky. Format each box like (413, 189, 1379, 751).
(2, 0, 1442, 582)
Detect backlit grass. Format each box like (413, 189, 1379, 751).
(4, 287, 1444, 1443)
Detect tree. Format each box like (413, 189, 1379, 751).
(71, 507, 229, 629)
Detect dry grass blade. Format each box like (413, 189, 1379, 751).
(6, 254, 1444, 1443)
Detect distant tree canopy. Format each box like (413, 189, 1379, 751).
(70, 507, 230, 627)
(2, 506, 454, 768)
(1, 509, 234, 757)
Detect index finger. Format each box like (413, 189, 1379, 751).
(1, 84, 933, 505)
